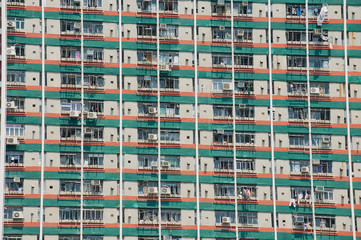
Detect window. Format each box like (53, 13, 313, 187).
(138, 155, 158, 168)
(237, 185, 257, 200)
(159, 0, 178, 13)
(5, 178, 23, 193)
(9, 44, 25, 57)
(84, 153, 104, 167)
(59, 208, 81, 221)
(7, 17, 24, 30)
(238, 106, 254, 119)
(215, 211, 235, 223)
(60, 153, 81, 166)
(7, 97, 25, 111)
(312, 134, 331, 148)
(6, 152, 24, 165)
(60, 21, 81, 34)
(235, 132, 255, 144)
(286, 4, 306, 17)
(6, 125, 24, 137)
(161, 156, 180, 168)
(61, 99, 81, 112)
(160, 77, 179, 89)
(161, 210, 181, 223)
(83, 22, 103, 35)
(311, 108, 330, 121)
(83, 180, 102, 194)
(212, 79, 232, 91)
(84, 101, 104, 113)
(314, 188, 333, 201)
(137, 24, 157, 38)
(213, 105, 233, 118)
(214, 130, 233, 144)
(4, 207, 22, 219)
(84, 127, 104, 141)
(61, 47, 81, 60)
(139, 209, 158, 223)
(61, 73, 81, 87)
(159, 51, 179, 66)
(290, 160, 309, 173)
(83, 208, 103, 221)
(160, 25, 178, 39)
(315, 216, 335, 230)
(137, 0, 156, 12)
(214, 157, 233, 170)
(83, 236, 103, 240)
(7, 71, 25, 84)
(287, 56, 329, 69)
(234, 54, 253, 67)
(138, 129, 157, 141)
(7, 0, 25, 4)
(160, 129, 180, 142)
(84, 0, 102, 8)
(313, 160, 332, 174)
(60, 180, 81, 193)
(214, 184, 235, 197)
(84, 48, 103, 61)
(160, 103, 179, 116)
(236, 158, 255, 171)
(287, 82, 330, 95)
(60, 0, 80, 8)
(238, 212, 258, 225)
(234, 2, 252, 15)
(211, 2, 231, 16)
(138, 51, 156, 64)
(138, 102, 157, 115)
(212, 27, 232, 41)
(235, 80, 254, 94)
(289, 134, 308, 147)
(291, 187, 312, 201)
(137, 76, 157, 89)
(60, 127, 81, 140)
(3, 236, 22, 240)
(59, 236, 80, 240)
(234, 28, 253, 42)
(212, 54, 232, 66)
(84, 75, 104, 88)
(289, 107, 307, 120)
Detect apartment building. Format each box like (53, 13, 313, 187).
(1, 0, 361, 240)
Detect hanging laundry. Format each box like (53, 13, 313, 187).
(317, 6, 328, 26)
(289, 198, 296, 208)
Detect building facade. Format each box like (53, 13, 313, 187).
(1, 0, 361, 240)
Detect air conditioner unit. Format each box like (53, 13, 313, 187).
(160, 64, 170, 71)
(322, 137, 330, 144)
(86, 50, 94, 56)
(222, 217, 231, 224)
(219, 26, 226, 31)
(313, 29, 322, 36)
(160, 23, 167, 29)
(161, 187, 171, 195)
(7, 47, 16, 57)
(242, 0, 248, 6)
(73, 22, 81, 30)
(6, 101, 17, 109)
(84, 128, 92, 134)
(91, 180, 101, 185)
(301, 166, 309, 173)
(144, 76, 151, 81)
(87, 112, 97, 119)
(310, 87, 320, 94)
(216, 129, 224, 135)
(295, 216, 304, 223)
(313, 159, 320, 165)
(7, 21, 16, 29)
(148, 134, 158, 141)
(12, 211, 24, 220)
(69, 110, 80, 118)
(217, 0, 225, 6)
(149, 107, 157, 114)
(13, 177, 21, 183)
(151, 161, 158, 168)
(315, 186, 325, 192)
(223, 82, 233, 91)
(237, 30, 244, 37)
(239, 104, 246, 109)
(148, 187, 158, 194)
(7, 137, 19, 145)
(161, 161, 170, 168)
